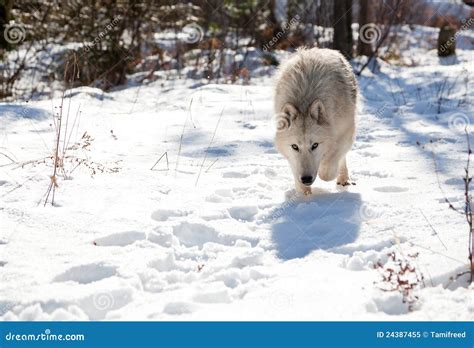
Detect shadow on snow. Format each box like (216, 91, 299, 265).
(270, 190, 362, 260)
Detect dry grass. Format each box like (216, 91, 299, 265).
(39, 54, 120, 206)
(428, 129, 473, 284)
(374, 251, 424, 311)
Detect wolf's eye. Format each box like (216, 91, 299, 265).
(311, 143, 319, 151)
(291, 144, 299, 151)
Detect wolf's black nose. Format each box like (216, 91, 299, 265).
(301, 176, 314, 185)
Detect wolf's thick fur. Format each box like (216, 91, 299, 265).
(274, 47, 358, 194)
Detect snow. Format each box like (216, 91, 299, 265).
(1, 26, 473, 321)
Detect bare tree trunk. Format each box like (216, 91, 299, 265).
(333, 0, 353, 59)
(269, 0, 284, 43)
(358, 0, 373, 56)
(346, 0, 353, 53)
(302, 0, 316, 47)
(0, 0, 13, 49)
(438, 25, 456, 57)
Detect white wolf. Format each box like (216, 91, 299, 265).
(274, 47, 358, 194)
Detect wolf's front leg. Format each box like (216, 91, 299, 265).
(336, 157, 351, 186)
(318, 159, 338, 182)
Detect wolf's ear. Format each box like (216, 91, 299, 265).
(309, 100, 328, 126)
(276, 103, 298, 132)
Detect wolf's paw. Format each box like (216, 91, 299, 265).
(337, 179, 356, 186)
(295, 185, 312, 196)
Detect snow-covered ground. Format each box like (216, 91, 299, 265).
(1, 29, 473, 320)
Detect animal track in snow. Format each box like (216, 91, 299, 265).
(148, 252, 190, 273)
(357, 151, 380, 158)
(263, 168, 277, 178)
(94, 231, 146, 247)
(151, 209, 190, 222)
(205, 194, 231, 203)
(333, 236, 402, 257)
(54, 263, 117, 284)
(444, 178, 463, 186)
(192, 283, 232, 303)
(205, 189, 233, 203)
(214, 189, 233, 197)
(222, 171, 249, 178)
(352, 142, 373, 150)
(228, 205, 258, 221)
(172, 222, 256, 249)
(147, 229, 175, 247)
(163, 301, 196, 315)
(352, 170, 391, 178)
(367, 293, 409, 315)
(373, 186, 409, 193)
(173, 222, 222, 248)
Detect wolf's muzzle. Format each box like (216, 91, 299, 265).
(300, 176, 314, 186)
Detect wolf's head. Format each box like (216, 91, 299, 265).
(274, 100, 330, 187)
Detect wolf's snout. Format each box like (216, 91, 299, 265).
(300, 176, 314, 186)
